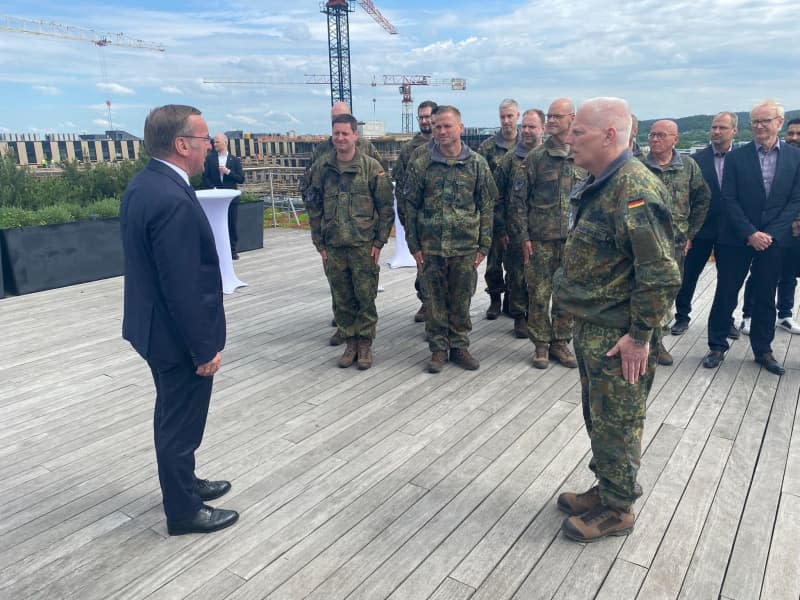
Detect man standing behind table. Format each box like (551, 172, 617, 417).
(307, 114, 395, 370)
(703, 99, 800, 375)
(553, 97, 680, 542)
(393, 100, 438, 323)
(478, 98, 521, 319)
(672, 112, 740, 337)
(402, 106, 497, 373)
(495, 108, 545, 338)
(120, 105, 238, 535)
(202, 133, 245, 259)
(510, 98, 585, 369)
(641, 120, 710, 365)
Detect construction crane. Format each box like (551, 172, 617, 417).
(376, 75, 467, 133)
(0, 14, 165, 129)
(322, 0, 396, 109)
(0, 14, 165, 51)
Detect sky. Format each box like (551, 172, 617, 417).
(1, 0, 798, 137)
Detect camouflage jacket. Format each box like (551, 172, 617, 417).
(477, 130, 520, 175)
(307, 149, 395, 251)
(553, 150, 680, 343)
(401, 143, 497, 257)
(642, 150, 710, 244)
(509, 137, 586, 242)
(393, 133, 433, 227)
(493, 141, 536, 238)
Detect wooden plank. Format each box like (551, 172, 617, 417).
(721, 368, 799, 599)
(594, 558, 646, 600)
(428, 577, 476, 600)
(761, 492, 800, 600)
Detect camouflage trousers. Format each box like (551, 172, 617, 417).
(525, 240, 573, 343)
(325, 245, 379, 339)
(421, 254, 477, 352)
(574, 319, 656, 510)
(484, 233, 506, 295)
(504, 240, 527, 319)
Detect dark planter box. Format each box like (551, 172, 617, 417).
(1, 218, 123, 296)
(237, 200, 265, 252)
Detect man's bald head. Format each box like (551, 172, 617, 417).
(566, 97, 632, 176)
(578, 97, 632, 150)
(331, 101, 351, 119)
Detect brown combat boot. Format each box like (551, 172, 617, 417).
(414, 303, 427, 323)
(657, 342, 674, 366)
(550, 342, 578, 368)
(557, 485, 601, 516)
(486, 293, 501, 320)
(450, 347, 480, 370)
(513, 317, 528, 339)
(561, 503, 635, 543)
(428, 350, 448, 373)
(338, 338, 357, 368)
(532, 343, 549, 369)
(329, 330, 344, 346)
(357, 337, 373, 370)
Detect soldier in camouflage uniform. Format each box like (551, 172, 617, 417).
(393, 100, 438, 323)
(304, 102, 388, 348)
(478, 99, 521, 320)
(307, 114, 394, 370)
(494, 108, 545, 338)
(642, 120, 710, 365)
(401, 106, 498, 373)
(510, 98, 585, 369)
(553, 97, 680, 542)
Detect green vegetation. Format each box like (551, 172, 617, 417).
(637, 109, 800, 150)
(0, 151, 148, 228)
(264, 207, 309, 229)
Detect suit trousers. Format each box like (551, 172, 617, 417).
(228, 199, 239, 252)
(708, 244, 783, 355)
(742, 245, 800, 319)
(675, 238, 715, 323)
(149, 360, 213, 520)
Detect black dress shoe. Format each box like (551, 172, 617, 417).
(232, 252, 239, 260)
(167, 505, 239, 535)
(727, 325, 741, 340)
(755, 353, 785, 375)
(670, 319, 689, 335)
(196, 479, 231, 501)
(702, 350, 725, 368)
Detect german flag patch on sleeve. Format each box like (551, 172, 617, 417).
(627, 198, 645, 209)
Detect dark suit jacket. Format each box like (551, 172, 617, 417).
(691, 145, 725, 240)
(202, 151, 244, 191)
(121, 159, 226, 369)
(718, 141, 800, 248)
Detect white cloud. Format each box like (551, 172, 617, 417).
(33, 85, 61, 96)
(225, 113, 260, 126)
(160, 85, 183, 94)
(96, 82, 135, 95)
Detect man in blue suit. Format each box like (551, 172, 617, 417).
(120, 104, 238, 535)
(202, 133, 245, 259)
(671, 112, 740, 337)
(703, 100, 800, 375)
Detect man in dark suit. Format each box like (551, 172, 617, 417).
(202, 133, 245, 259)
(120, 104, 238, 535)
(671, 112, 740, 337)
(704, 100, 800, 375)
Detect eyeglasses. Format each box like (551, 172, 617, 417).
(546, 113, 574, 120)
(751, 116, 780, 127)
(178, 134, 213, 144)
(647, 132, 675, 139)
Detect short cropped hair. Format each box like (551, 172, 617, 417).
(332, 113, 358, 132)
(499, 98, 519, 113)
(523, 108, 545, 126)
(418, 100, 438, 113)
(144, 104, 201, 159)
(715, 111, 739, 129)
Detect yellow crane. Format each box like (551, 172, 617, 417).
(0, 14, 165, 129)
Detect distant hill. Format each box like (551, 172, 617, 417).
(638, 109, 800, 149)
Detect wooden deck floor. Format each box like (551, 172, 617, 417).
(1, 228, 799, 600)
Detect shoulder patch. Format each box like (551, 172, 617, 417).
(627, 198, 645, 209)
